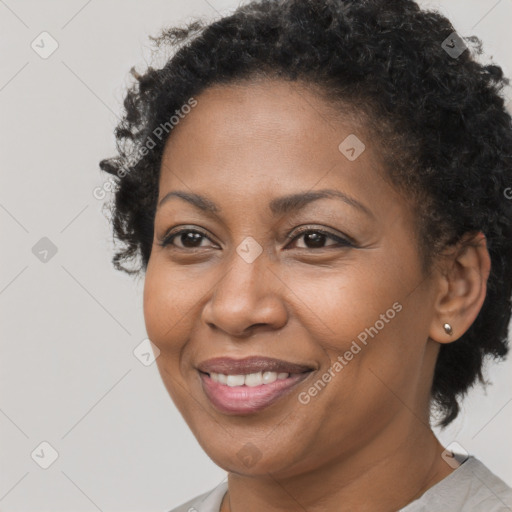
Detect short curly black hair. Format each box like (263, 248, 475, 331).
(99, 0, 512, 427)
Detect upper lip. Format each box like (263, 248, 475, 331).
(197, 356, 315, 375)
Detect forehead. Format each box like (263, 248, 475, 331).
(158, 79, 401, 216)
(166, 79, 354, 146)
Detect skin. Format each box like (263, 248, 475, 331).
(143, 79, 491, 512)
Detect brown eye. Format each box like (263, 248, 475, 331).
(159, 226, 353, 251)
(287, 228, 353, 250)
(160, 229, 215, 249)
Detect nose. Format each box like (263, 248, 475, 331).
(200, 251, 288, 337)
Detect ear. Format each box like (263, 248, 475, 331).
(428, 231, 491, 343)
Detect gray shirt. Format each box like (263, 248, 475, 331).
(167, 456, 512, 512)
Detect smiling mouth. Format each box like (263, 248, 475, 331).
(196, 355, 315, 375)
(196, 355, 316, 415)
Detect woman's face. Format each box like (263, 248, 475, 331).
(143, 79, 442, 477)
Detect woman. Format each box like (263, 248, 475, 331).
(99, 0, 512, 510)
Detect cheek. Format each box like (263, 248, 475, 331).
(290, 256, 426, 392)
(305, 274, 431, 425)
(143, 260, 192, 353)
(286, 262, 400, 349)
(143, 262, 199, 411)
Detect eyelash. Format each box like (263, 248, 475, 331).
(158, 226, 354, 251)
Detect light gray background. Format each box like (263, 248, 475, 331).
(1, 0, 511, 510)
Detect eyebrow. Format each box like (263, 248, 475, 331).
(157, 189, 374, 218)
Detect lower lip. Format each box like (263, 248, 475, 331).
(199, 371, 312, 415)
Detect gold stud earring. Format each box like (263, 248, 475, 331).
(443, 323, 453, 335)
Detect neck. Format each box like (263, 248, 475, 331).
(221, 418, 454, 512)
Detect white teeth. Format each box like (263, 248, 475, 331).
(245, 372, 263, 387)
(208, 371, 291, 386)
(262, 371, 277, 384)
(226, 375, 246, 387)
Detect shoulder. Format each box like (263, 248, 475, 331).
(166, 481, 228, 512)
(400, 456, 512, 512)
(464, 457, 512, 511)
